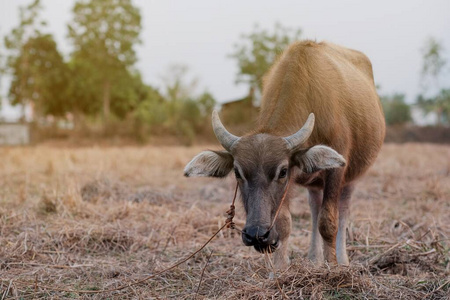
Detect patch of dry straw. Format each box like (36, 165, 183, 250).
(0, 144, 449, 299)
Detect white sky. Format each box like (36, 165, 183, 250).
(1, 0, 449, 120)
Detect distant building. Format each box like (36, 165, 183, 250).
(221, 87, 259, 127)
(0, 98, 33, 122)
(0, 123, 30, 145)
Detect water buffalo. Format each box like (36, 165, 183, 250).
(184, 40, 385, 269)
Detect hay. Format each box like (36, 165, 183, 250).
(0, 144, 449, 299)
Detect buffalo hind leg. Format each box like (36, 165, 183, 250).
(307, 188, 324, 263)
(319, 169, 344, 264)
(336, 184, 353, 265)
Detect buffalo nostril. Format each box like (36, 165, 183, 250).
(254, 229, 270, 244)
(242, 226, 271, 246)
(242, 229, 256, 246)
(262, 230, 270, 239)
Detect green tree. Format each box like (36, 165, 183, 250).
(110, 70, 149, 119)
(8, 34, 71, 117)
(160, 64, 198, 123)
(158, 64, 216, 144)
(0, 46, 4, 111)
(380, 93, 412, 125)
(417, 89, 450, 124)
(3, 0, 49, 119)
(134, 85, 167, 130)
(161, 64, 198, 102)
(229, 23, 302, 95)
(3, 0, 46, 67)
(68, 0, 142, 122)
(417, 37, 449, 124)
(421, 37, 446, 89)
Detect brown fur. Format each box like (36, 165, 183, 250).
(256, 41, 384, 264)
(259, 40, 385, 184)
(185, 40, 385, 267)
(256, 41, 385, 262)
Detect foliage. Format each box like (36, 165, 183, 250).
(0, 46, 4, 110)
(67, 56, 103, 117)
(380, 93, 412, 125)
(2, 0, 60, 117)
(417, 89, 450, 124)
(133, 85, 167, 140)
(3, 0, 47, 68)
(229, 23, 302, 93)
(8, 34, 71, 117)
(174, 92, 215, 142)
(68, 0, 142, 120)
(417, 37, 449, 124)
(160, 64, 198, 103)
(421, 37, 446, 87)
(0, 1, 227, 142)
(154, 64, 216, 144)
(1, 0, 215, 142)
(132, 65, 215, 143)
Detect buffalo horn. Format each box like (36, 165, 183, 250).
(212, 110, 240, 151)
(283, 113, 315, 149)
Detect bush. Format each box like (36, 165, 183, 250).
(380, 93, 412, 125)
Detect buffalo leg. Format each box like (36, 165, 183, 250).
(336, 184, 353, 265)
(273, 208, 292, 270)
(307, 188, 324, 263)
(319, 169, 344, 264)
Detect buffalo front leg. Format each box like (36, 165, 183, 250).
(273, 208, 292, 270)
(318, 169, 344, 264)
(307, 188, 324, 263)
(336, 184, 353, 265)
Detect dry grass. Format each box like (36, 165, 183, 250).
(0, 143, 449, 299)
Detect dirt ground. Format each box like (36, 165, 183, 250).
(0, 143, 449, 299)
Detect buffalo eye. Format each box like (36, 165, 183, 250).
(234, 168, 242, 179)
(279, 168, 288, 179)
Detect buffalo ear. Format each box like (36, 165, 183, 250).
(184, 150, 234, 178)
(291, 145, 346, 173)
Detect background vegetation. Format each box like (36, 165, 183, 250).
(1, 0, 449, 145)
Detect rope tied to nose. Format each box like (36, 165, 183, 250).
(267, 175, 292, 233)
(225, 183, 239, 229)
(229, 174, 293, 238)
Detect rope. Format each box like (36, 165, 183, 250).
(29, 183, 241, 295)
(225, 183, 239, 230)
(24, 179, 292, 295)
(267, 176, 292, 233)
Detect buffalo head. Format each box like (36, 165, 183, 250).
(184, 111, 346, 253)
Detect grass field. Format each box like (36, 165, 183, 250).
(0, 143, 449, 299)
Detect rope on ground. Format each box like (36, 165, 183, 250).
(26, 183, 240, 295)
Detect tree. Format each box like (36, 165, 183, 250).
(68, 0, 142, 122)
(134, 85, 167, 131)
(0, 46, 5, 111)
(158, 64, 216, 144)
(110, 70, 149, 119)
(3, 0, 49, 119)
(229, 23, 302, 95)
(417, 89, 450, 124)
(417, 37, 449, 124)
(3, 0, 47, 67)
(8, 34, 71, 117)
(380, 93, 412, 125)
(421, 37, 446, 90)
